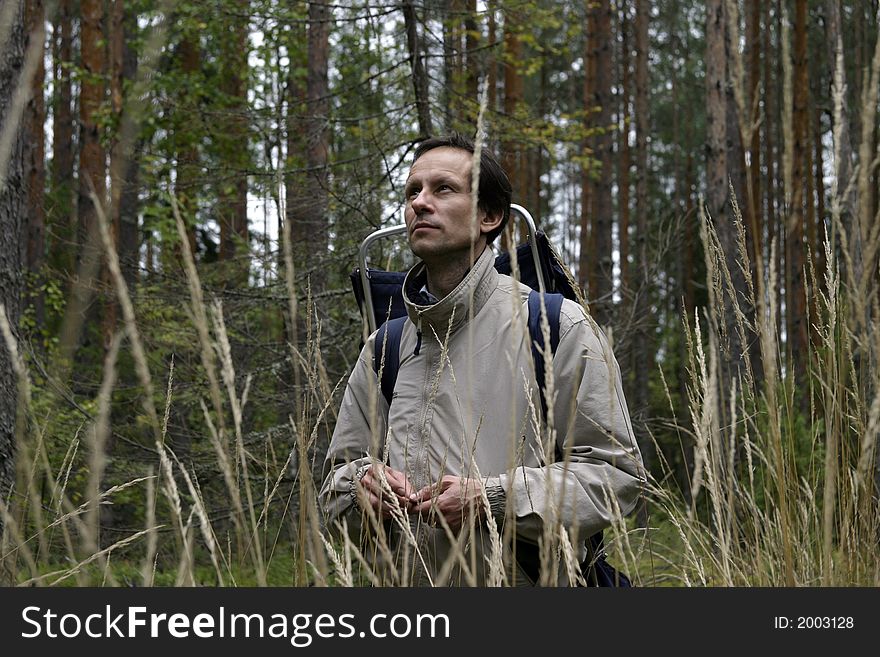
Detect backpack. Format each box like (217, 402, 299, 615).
(371, 287, 631, 587)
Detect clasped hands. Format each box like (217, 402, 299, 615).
(355, 465, 484, 531)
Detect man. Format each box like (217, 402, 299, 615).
(319, 133, 644, 586)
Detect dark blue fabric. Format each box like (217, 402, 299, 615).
(494, 231, 579, 300)
(527, 290, 564, 424)
(374, 317, 405, 407)
(350, 269, 408, 331)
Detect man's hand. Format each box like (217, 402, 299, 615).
(355, 465, 416, 520)
(411, 476, 485, 531)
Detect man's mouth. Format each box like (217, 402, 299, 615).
(411, 222, 439, 233)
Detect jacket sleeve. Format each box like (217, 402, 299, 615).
(317, 336, 388, 542)
(487, 301, 645, 545)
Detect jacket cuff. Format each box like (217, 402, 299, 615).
(348, 464, 371, 504)
(484, 479, 506, 521)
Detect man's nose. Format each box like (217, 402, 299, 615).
(410, 189, 432, 213)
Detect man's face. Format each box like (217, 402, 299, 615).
(403, 147, 497, 263)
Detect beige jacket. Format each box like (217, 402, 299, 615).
(318, 247, 644, 586)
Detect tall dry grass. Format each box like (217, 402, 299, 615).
(2, 171, 879, 585)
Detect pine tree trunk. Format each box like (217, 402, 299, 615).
(745, 0, 765, 387)
(217, 0, 249, 275)
(501, 8, 524, 249)
(51, 0, 74, 276)
(787, 0, 809, 392)
(747, 0, 762, 263)
(723, 2, 749, 396)
(0, 0, 25, 582)
(589, 0, 613, 327)
(403, 0, 432, 137)
(487, 9, 496, 115)
(578, 3, 595, 291)
(465, 0, 479, 119)
(104, 0, 125, 345)
(814, 100, 826, 288)
(77, 0, 106, 263)
(64, 0, 107, 360)
(633, 0, 653, 470)
(24, 0, 45, 329)
(618, 6, 631, 296)
(175, 30, 200, 261)
(302, 0, 330, 292)
(442, 0, 455, 130)
(117, 8, 139, 286)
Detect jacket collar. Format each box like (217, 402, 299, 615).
(403, 247, 499, 338)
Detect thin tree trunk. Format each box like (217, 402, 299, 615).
(217, 0, 249, 274)
(787, 0, 809, 392)
(824, 0, 859, 288)
(465, 0, 479, 119)
(51, 0, 74, 277)
(104, 0, 126, 346)
(441, 0, 455, 130)
(578, 3, 595, 291)
(24, 0, 45, 329)
(116, 5, 140, 286)
(403, 0, 432, 137)
(77, 0, 106, 260)
(723, 0, 750, 396)
(774, 0, 784, 346)
(633, 0, 653, 471)
(618, 5, 631, 296)
(302, 0, 330, 292)
(747, 0, 762, 258)
(175, 31, 200, 261)
(502, 8, 524, 249)
(589, 0, 613, 327)
(814, 101, 826, 287)
(487, 8, 496, 114)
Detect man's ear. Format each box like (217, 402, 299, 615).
(479, 209, 503, 237)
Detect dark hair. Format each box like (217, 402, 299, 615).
(412, 133, 512, 245)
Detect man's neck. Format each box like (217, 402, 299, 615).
(423, 245, 486, 300)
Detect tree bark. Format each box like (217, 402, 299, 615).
(117, 7, 140, 286)
(501, 7, 524, 248)
(633, 0, 653, 470)
(0, 0, 25, 580)
(487, 8, 497, 115)
(465, 0, 479, 119)
(589, 0, 613, 327)
(787, 0, 809, 392)
(175, 30, 200, 262)
(577, 2, 595, 291)
(403, 0, 432, 137)
(24, 0, 45, 328)
(50, 0, 74, 277)
(618, 5, 631, 296)
(217, 0, 249, 274)
(747, 0, 762, 264)
(301, 0, 330, 292)
(77, 0, 106, 255)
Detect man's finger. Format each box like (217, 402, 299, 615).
(410, 484, 435, 503)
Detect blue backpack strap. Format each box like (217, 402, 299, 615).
(373, 317, 406, 406)
(525, 291, 625, 586)
(527, 290, 564, 428)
